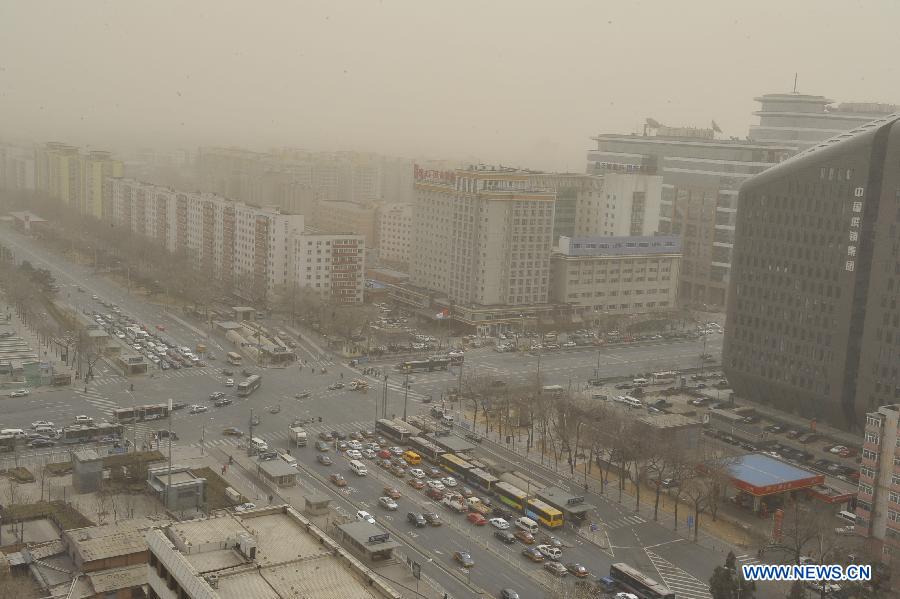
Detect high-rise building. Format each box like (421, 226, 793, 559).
(410, 165, 555, 309)
(750, 93, 899, 150)
(588, 130, 797, 309)
(0, 144, 35, 191)
(108, 178, 364, 303)
(723, 113, 900, 430)
(33, 142, 123, 216)
(856, 404, 900, 571)
(377, 202, 413, 266)
(550, 235, 681, 323)
(311, 199, 378, 247)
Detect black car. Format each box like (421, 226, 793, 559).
(209, 391, 226, 400)
(407, 512, 427, 527)
(491, 507, 513, 520)
(214, 397, 232, 407)
(423, 512, 442, 526)
(258, 450, 278, 461)
(171, 402, 187, 411)
(494, 530, 516, 544)
(316, 454, 333, 465)
(29, 438, 55, 448)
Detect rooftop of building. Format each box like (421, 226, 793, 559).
(638, 413, 703, 430)
(337, 521, 402, 552)
(9, 211, 47, 222)
(556, 235, 681, 258)
(590, 132, 799, 151)
(151, 505, 396, 599)
(725, 453, 823, 491)
(65, 516, 169, 563)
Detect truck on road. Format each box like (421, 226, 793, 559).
(289, 426, 308, 447)
(442, 494, 467, 513)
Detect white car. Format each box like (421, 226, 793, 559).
(362, 449, 377, 459)
(389, 446, 404, 456)
(562, 341, 576, 348)
(441, 476, 458, 488)
(426, 480, 445, 491)
(829, 445, 848, 454)
(10, 389, 29, 397)
(189, 405, 209, 414)
(378, 496, 399, 511)
(74, 415, 93, 424)
(347, 440, 363, 451)
(409, 468, 426, 479)
(345, 449, 362, 460)
(225, 378, 234, 387)
(489, 517, 510, 530)
(234, 502, 256, 512)
(32, 420, 54, 429)
(132, 344, 142, 351)
(356, 510, 376, 524)
(615, 594, 639, 599)
(536, 544, 562, 561)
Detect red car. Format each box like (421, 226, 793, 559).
(408, 479, 426, 490)
(426, 487, 445, 501)
(377, 449, 392, 459)
(467, 512, 487, 526)
(383, 486, 402, 499)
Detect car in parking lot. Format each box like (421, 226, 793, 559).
(453, 551, 475, 568)
(407, 512, 427, 527)
(521, 547, 544, 562)
(29, 438, 55, 448)
(234, 502, 256, 512)
(314, 441, 329, 451)
(31, 420, 54, 429)
(409, 468, 426, 478)
(316, 454, 333, 466)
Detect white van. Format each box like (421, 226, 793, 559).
(838, 510, 858, 524)
(515, 516, 539, 534)
(1, 428, 25, 438)
(440, 414, 455, 426)
(250, 437, 269, 452)
(624, 396, 643, 409)
(349, 459, 368, 476)
(279, 452, 298, 469)
(632, 378, 649, 387)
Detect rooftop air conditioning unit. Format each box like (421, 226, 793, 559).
(238, 533, 258, 560)
(206, 574, 219, 588)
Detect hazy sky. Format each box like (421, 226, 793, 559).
(2, 1, 899, 170)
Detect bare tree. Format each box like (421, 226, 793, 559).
(771, 496, 833, 565)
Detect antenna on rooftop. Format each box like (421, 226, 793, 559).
(793, 73, 798, 94)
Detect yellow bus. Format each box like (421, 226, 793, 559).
(403, 450, 422, 466)
(438, 453, 473, 476)
(494, 481, 528, 511)
(526, 498, 564, 528)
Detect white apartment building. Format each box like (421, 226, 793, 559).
(377, 202, 413, 266)
(574, 172, 663, 237)
(411, 165, 555, 308)
(0, 144, 36, 191)
(108, 178, 363, 303)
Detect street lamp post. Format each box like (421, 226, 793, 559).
(403, 373, 410, 422)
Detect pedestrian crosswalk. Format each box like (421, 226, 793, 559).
(605, 514, 646, 529)
(192, 419, 377, 450)
(735, 553, 761, 567)
(90, 367, 214, 388)
(645, 549, 712, 599)
(74, 388, 120, 416)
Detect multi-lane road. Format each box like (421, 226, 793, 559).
(0, 226, 767, 599)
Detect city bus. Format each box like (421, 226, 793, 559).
(438, 453, 474, 477)
(609, 563, 675, 599)
(60, 423, 124, 444)
(237, 374, 262, 397)
(408, 436, 444, 461)
(395, 356, 451, 373)
(112, 403, 169, 424)
(466, 467, 499, 493)
(226, 352, 243, 366)
(493, 481, 529, 511)
(525, 498, 564, 528)
(375, 419, 420, 443)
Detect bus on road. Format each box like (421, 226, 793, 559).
(525, 498, 564, 528)
(226, 352, 243, 366)
(112, 403, 169, 423)
(375, 418, 420, 443)
(396, 356, 451, 373)
(465, 467, 499, 493)
(408, 436, 444, 460)
(60, 423, 124, 444)
(609, 563, 675, 599)
(438, 453, 473, 477)
(237, 374, 262, 397)
(494, 481, 529, 511)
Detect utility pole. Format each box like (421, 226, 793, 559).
(403, 373, 410, 422)
(381, 374, 388, 421)
(166, 397, 173, 510)
(248, 407, 255, 453)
